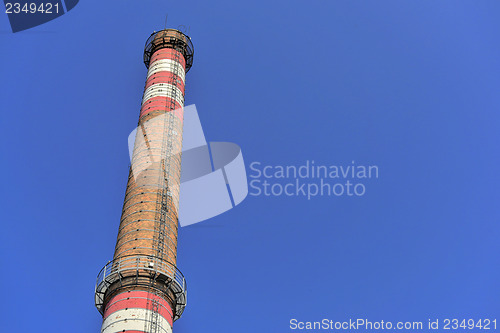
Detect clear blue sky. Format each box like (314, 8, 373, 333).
(1, 1, 499, 332)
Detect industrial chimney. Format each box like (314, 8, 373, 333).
(95, 28, 194, 333)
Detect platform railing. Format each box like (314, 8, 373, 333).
(95, 255, 187, 321)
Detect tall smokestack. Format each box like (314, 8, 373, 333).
(95, 28, 194, 333)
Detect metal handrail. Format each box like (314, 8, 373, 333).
(95, 255, 187, 320)
(143, 29, 194, 72)
(96, 255, 186, 292)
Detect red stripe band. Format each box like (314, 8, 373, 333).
(104, 290, 173, 326)
(150, 49, 186, 68)
(145, 72, 185, 91)
(140, 97, 183, 120)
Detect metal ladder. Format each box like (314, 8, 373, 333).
(145, 46, 182, 333)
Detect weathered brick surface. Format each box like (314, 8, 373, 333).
(102, 30, 191, 322)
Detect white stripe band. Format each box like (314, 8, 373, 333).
(101, 308, 172, 333)
(147, 59, 185, 82)
(142, 83, 184, 106)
